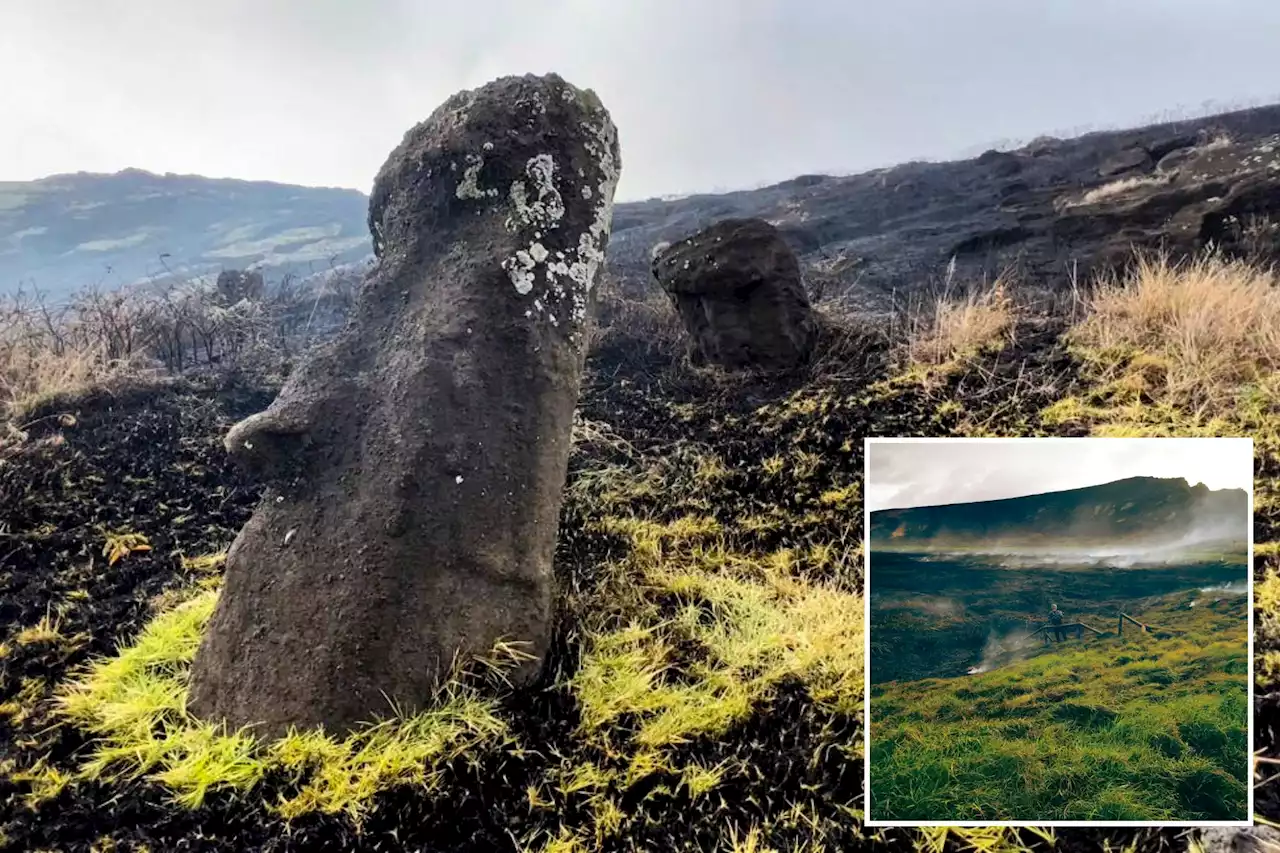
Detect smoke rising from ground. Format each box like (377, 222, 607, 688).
(967, 627, 1034, 675)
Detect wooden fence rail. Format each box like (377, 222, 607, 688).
(1026, 621, 1105, 644)
(1014, 611, 1181, 649)
(1118, 611, 1182, 638)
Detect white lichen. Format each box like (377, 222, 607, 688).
(502, 251, 537, 295)
(456, 153, 500, 201)
(506, 154, 565, 231)
(497, 92, 620, 342)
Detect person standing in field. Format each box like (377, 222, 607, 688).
(1048, 603, 1065, 641)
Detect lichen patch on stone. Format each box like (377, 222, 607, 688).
(456, 153, 500, 201)
(508, 154, 566, 231)
(501, 251, 537, 295)
(496, 93, 620, 345)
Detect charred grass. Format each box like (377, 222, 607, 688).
(0, 259, 1247, 852)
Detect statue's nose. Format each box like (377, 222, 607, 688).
(225, 409, 312, 479)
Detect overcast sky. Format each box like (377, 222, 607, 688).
(866, 439, 1254, 512)
(5, 0, 1280, 201)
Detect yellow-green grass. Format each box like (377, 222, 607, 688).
(511, 450, 869, 848)
(1257, 565, 1280, 685)
(43, 438, 868, 845)
(870, 595, 1248, 821)
(26, 253, 1268, 849)
(52, 588, 514, 824)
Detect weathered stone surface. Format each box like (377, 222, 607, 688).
(1055, 132, 1280, 266)
(1197, 825, 1280, 853)
(186, 73, 621, 738)
(651, 218, 817, 369)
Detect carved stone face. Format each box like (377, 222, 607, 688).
(186, 74, 621, 739)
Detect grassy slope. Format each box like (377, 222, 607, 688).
(0, 337, 894, 852)
(871, 590, 1249, 821)
(868, 550, 1246, 684)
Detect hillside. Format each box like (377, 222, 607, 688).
(870, 588, 1249, 822)
(5, 102, 1280, 303)
(868, 476, 1249, 558)
(1, 304, 1222, 853)
(0, 170, 372, 294)
(869, 547, 1246, 684)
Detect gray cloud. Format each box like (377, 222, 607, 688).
(866, 438, 1254, 511)
(5, 0, 1280, 200)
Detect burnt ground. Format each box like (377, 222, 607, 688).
(0, 322, 1258, 853)
(606, 104, 1280, 314)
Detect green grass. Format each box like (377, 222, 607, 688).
(869, 592, 1248, 821)
(53, 585, 517, 824)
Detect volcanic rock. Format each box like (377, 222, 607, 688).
(651, 218, 817, 369)
(186, 72, 621, 738)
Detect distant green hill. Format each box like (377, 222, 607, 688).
(869, 476, 1248, 557)
(0, 169, 372, 295)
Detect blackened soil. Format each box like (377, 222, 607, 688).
(0, 333, 1228, 852)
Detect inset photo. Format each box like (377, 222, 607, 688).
(863, 437, 1252, 826)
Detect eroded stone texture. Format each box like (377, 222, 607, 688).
(652, 218, 817, 369)
(187, 73, 621, 738)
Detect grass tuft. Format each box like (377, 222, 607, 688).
(54, 584, 514, 823)
(904, 280, 1015, 376)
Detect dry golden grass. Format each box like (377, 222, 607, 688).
(1067, 175, 1171, 207)
(0, 334, 137, 424)
(904, 279, 1014, 372)
(1057, 253, 1280, 417)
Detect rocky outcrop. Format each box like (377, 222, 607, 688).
(186, 73, 621, 738)
(652, 218, 817, 369)
(1054, 132, 1280, 271)
(1097, 146, 1152, 177)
